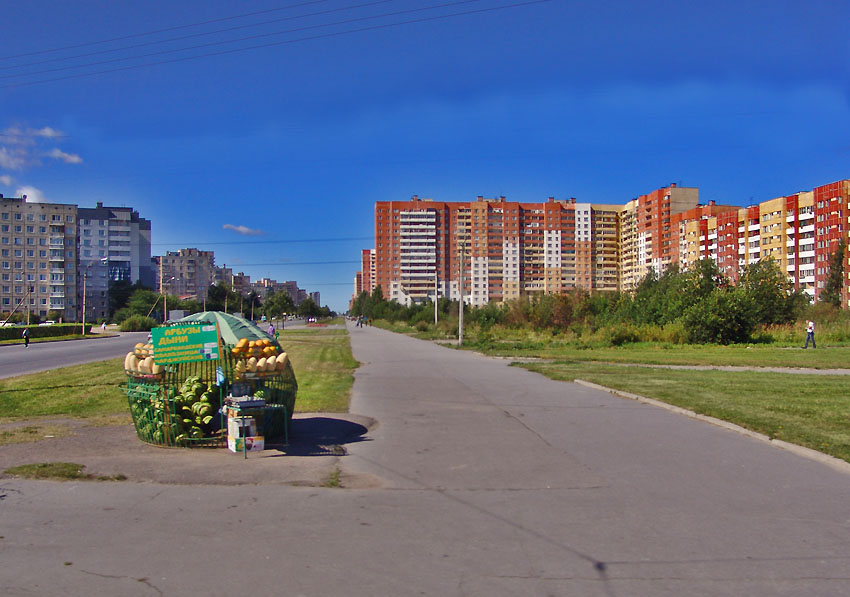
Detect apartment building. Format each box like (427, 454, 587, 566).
(0, 195, 78, 322)
(154, 248, 215, 302)
(358, 178, 850, 308)
(366, 195, 628, 307)
(619, 184, 700, 291)
(78, 202, 153, 322)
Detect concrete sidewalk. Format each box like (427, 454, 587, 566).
(2, 322, 849, 596)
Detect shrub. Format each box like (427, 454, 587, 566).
(120, 315, 157, 332)
(606, 323, 640, 346)
(682, 288, 756, 344)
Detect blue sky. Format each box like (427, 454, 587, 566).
(1, 0, 848, 311)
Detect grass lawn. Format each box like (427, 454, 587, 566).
(474, 341, 850, 370)
(279, 327, 358, 412)
(518, 360, 850, 464)
(0, 358, 128, 422)
(0, 327, 358, 431)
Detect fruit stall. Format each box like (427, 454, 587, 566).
(123, 311, 297, 448)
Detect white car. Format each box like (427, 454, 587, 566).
(38, 320, 56, 326)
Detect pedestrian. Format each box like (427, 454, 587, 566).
(22, 327, 29, 348)
(803, 320, 816, 349)
(101, 321, 107, 332)
(268, 323, 275, 337)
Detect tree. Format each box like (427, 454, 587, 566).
(682, 287, 756, 344)
(738, 258, 802, 324)
(297, 297, 321, 318)
(246, 290, 262, 320)
(264, 289, 295, 320)
(819, 239, 846, 308)
(108, 279, 147, 318)
(205, 282, 241, 312)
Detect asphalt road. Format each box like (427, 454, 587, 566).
(1, 322, 849, 596)
(0, 331, 150, 379)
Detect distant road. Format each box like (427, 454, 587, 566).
(0, 331, 149, 379)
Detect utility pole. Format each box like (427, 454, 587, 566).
(458, 230, 465, 347)
(81, 273, 87, 334)
(434, 273, 438, 325)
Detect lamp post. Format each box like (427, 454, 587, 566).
(162, 276, 176, 323)
(81, 257, 108, 335)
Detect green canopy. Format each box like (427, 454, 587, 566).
(175, 311, 280, 348)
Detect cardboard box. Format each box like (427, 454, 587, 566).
(228, 436, 264, 453)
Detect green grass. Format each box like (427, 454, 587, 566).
(471, 338, 850, 370)
(518, 361, 850, 463)
(4, 462, 126, 481)
(0, 327, 358, 423)
(0, 358, 128, 422)
(279, 328, 359, 412)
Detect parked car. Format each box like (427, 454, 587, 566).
(38, 320, 56, 326)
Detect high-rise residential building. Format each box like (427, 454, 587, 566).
(366, 195, 633, 307)
(78, 202, 153, 322)
(357, 179, 850, 309)
(0, 194, 78, 322)
(154, 248, 215, 303)
(619, 184, 700, 291)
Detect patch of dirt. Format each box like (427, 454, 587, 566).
(0, 413, 379, 487)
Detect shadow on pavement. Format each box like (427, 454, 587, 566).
(269, 416, 372, 457)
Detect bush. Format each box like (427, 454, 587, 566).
(682, 288, 756, 344)
(120, 315, 157, 332)
(606, 323, 640, 346)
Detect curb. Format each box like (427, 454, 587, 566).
(574, 379, 850, 476)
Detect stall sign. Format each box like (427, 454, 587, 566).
(151, 322, 220, 364)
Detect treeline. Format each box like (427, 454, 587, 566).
(108, 281, 333, 331)
(351, 259, 838, 345)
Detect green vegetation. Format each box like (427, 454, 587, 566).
(4, 462, 126, 481)
(323, 467, 343, 488)
(0, 358, 128, 421)
(477, 340, 850, 369)
(1, 326, 357, 424)
(352, 260, 850, 349)
(820, 239, 847, 308)
(119, 314, 157, 331)
(279, 327, 358, 412)
(517, 361, 850, 463)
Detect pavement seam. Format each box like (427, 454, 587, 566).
(573, 379, 850, 476)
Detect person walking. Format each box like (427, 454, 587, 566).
(803, 320, 816, 349)
(268, 323, 275, 338)
(22, 327, 29, 348)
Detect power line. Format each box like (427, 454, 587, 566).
(0, 0, 334, 61)
(0, 0, 481, 82)
(0, 0, 394, 74)
(2, 0, 553, 89)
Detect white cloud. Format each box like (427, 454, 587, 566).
(0, 175, 12, 186)
(16, 185, 47, 203)
(0, 147, 28, 170)
(1, 125, 76, 171)
(34, 127, 64, 139)
(222, 224, 264, 236)
(47, 148, 83, 164)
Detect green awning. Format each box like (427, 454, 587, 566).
(174, 311, 280, 349)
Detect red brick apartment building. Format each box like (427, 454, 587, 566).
(354, 179, 850, 308)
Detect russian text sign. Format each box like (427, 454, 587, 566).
(152, 322, 220, 364)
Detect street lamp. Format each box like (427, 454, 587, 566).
(81, 257, 108, 336)
(162, 276, 177, 323)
